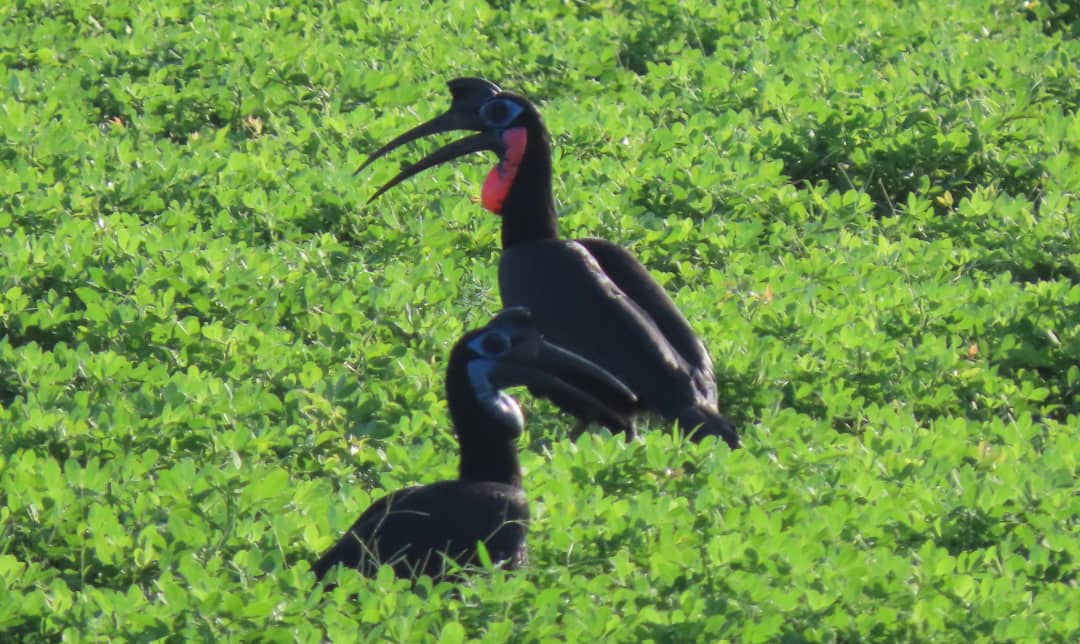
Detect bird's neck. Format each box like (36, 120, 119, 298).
(456, 434, 522, 487)
(446, 363, 524, 488)
(497, 126, 559, 248)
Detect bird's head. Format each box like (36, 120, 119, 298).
(356, 78, 548, 215)
(449, 308, 636, 439)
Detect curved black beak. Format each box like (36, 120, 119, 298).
(489, 336, 638, 433)
(363, 130, 504, 203)
(356, 78, 504, 203)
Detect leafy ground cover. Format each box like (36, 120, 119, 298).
(2, 0, 1078, 641)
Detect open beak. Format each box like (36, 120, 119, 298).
(356, 78, 504, 203)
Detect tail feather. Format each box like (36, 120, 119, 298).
(677, 405, 741, 449)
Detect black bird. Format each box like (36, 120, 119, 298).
(356, 78, 740, 449)
(311, 308, 636, 581)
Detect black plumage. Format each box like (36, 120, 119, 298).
(357, 79, 741, 448)
(312, 308, 636, 581)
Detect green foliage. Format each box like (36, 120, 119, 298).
(1, 0, 1078, 642)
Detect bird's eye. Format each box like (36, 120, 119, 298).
(480, 99, 522, 127)
(479, 331, 511, 356)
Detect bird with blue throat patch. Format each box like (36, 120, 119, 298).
(312, 308, 637, 582)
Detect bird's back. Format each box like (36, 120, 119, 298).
(312, 480, 528, 580)
(499, 239, 712, 416)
